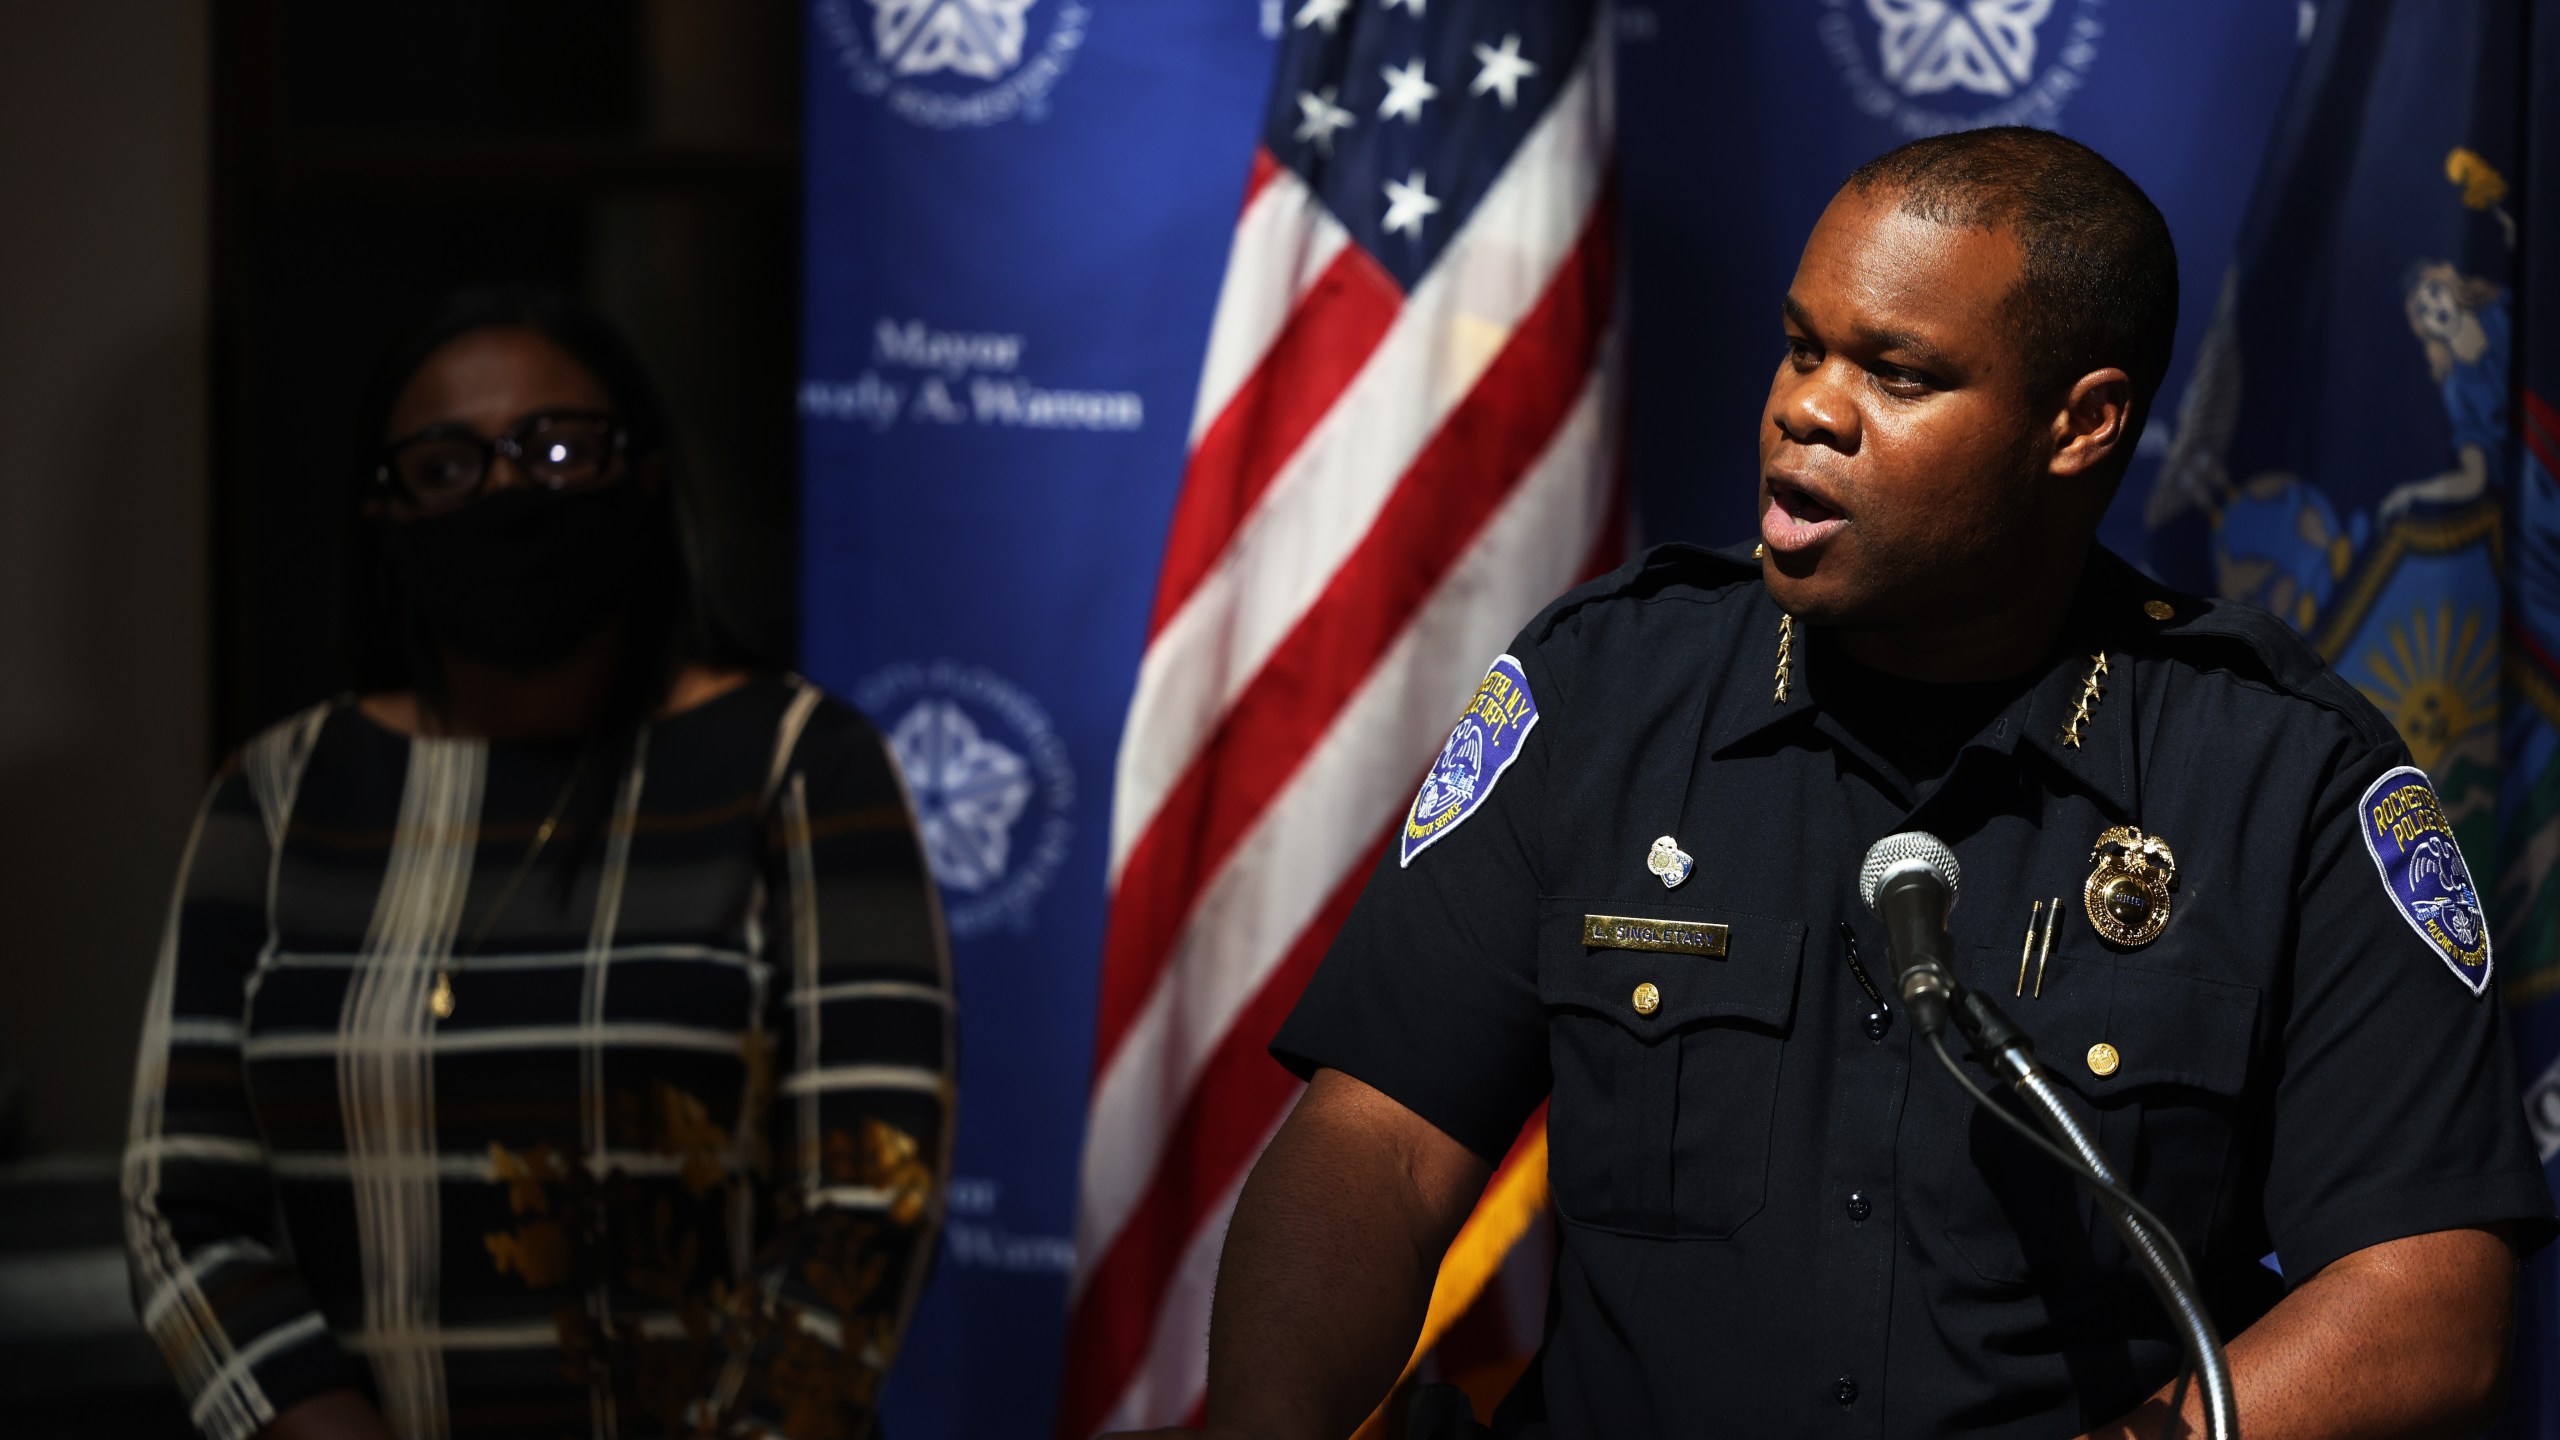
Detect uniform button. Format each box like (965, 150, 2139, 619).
(1632, 982, 1661, 1016)
(1846, 1191, 1871, 1223)
(1863, 1008, 1891, 1040)
(2143, 598, 2175, 621)
(2087, 1042, 2122, 1077)
(1832, 1377, 1859, 1406)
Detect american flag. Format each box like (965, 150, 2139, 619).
(1057, 0, 1621, 1432)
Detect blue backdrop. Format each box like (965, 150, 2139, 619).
(799, 5, 2315, 1435)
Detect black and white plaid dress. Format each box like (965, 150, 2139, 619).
(123, 675, 952, 1440)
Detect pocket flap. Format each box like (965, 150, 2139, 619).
(1538, 897, 1806, 1033)
(2077, 966, 2258, 1096)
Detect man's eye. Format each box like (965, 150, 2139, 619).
(1873, 367, 1932, 396)
(1784, 338, 1819, 366)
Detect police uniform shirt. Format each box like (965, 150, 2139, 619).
(1272, 543, 2558, 1439)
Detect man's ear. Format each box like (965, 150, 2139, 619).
(2049, 367, 2133, 480)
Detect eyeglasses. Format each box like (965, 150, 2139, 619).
(375, 409, 628, 517)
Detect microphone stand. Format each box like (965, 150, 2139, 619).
(1945, 989, 2240, 1440)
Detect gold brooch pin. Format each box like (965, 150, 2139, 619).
(2085, 825, 2178, 947)
(1774, 613, 1796, 703)
(2060, 652, 2109, 748)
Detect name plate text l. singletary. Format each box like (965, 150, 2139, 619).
(1581, 914, 1729, 956)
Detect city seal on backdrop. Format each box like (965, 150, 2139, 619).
(816, 0, 1090, 129)
(857, 660, 1076, 938)
(1819, 0, 2105, 137)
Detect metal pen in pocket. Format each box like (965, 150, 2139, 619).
(2016, 897, 2061, 997)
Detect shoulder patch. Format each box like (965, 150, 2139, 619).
(2358, 765, 2493, 994)
(1401, 654, 1539, 867)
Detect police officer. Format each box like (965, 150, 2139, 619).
(1107, 129, 2556, 1439)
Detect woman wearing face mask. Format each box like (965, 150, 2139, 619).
(123, 289, 952, 1440)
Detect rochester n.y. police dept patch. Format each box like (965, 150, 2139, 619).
(1401, 654, 1538, 867)
(2360, 765, 2493, 994)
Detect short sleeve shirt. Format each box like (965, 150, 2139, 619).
(1273, 542, 2557, 1440)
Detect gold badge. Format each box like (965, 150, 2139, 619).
(2084, 826, 2178, 947)
(1582, 914, 1729, 956)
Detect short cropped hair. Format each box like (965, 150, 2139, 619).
(1846, 127, 2179, 446)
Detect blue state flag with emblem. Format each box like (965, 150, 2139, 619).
(2137, 0, 2560, 1429)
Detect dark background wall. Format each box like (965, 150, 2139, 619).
(0, 4, 805, 1427)
(0, 1, 214, 1168)
(210, 0, 804, 757)
(0, 0, 806, 1168)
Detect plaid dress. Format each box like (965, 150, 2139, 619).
(122, 676, 952, 1440)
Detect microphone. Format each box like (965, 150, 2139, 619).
(1853, 831, 2236, 1436)
(1857, 831, 1961, 1039)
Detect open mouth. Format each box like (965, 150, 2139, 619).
(1761, 475, 1849, 554)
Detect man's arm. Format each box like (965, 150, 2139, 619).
(2085, 1225, 2518, 1440)
(1107, 1067, 1492, 1440)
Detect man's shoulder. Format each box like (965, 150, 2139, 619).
(1519, 541, 1767, 654)
(2094, 550, 2400, 754)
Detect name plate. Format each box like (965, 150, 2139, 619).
(1581, 914, 1728, 956)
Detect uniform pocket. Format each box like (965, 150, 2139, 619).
(1926, 944, 2257, 1286)
(1536, 897, 1805, 1238)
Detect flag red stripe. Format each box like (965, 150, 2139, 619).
(1092, 178, 1619, 1086)
(1239, 145, 1282, 216)
(2510, 615, 2560, 688)
(2524, 387, 2559, 483)
(1055, 823, 1386, 1440)
(1148, 244, 1404, 636)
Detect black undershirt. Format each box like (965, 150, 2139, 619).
(1811, 633, 2039, 796)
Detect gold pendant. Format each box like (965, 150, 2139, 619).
(429, 971, 455, 1019)
(2084, 826, 2177, 947)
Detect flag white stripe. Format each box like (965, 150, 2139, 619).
(1186, 169, 1355, 447)
(1074, 350, 1617, 1291)
(1090, 1103, 1290, 1437)
(1109, 49, 1612, 886)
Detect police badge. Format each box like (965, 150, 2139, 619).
(2084, 826, 2178, 948)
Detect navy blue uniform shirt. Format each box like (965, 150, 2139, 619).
(1274, 542, 2557, 1439)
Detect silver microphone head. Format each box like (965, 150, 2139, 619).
(1858, 831, 1961, 912)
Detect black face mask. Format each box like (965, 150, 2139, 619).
(384, 482, 656, 671)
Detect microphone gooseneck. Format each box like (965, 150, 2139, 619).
(1856, 829, 2237, 1439)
